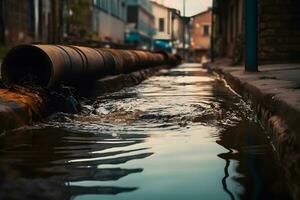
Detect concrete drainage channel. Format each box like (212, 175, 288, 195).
(0, 45, 181, 132)
(204, 62, 300, 200)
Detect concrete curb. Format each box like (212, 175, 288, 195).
(204, 62, 300, 200)
(0, 65, 172, 133)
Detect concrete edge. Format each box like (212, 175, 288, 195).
(204, 62, 300, 200)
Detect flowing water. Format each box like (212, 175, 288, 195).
(0, 64, 291, 200)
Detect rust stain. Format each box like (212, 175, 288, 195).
(0, 88, 45, 131)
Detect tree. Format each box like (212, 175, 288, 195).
(65, 0, 91, 39)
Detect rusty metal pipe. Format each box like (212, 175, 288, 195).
(1, 45, 180, 89)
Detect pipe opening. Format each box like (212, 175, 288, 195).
(2, 45, 52, 88)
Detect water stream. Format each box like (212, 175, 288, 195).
(0, 63, 291, 200)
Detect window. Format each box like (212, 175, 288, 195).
(202, 25, 210, 36)
(159, 18, 164, 32)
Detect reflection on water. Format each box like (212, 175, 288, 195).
(0, 63, 291, 200)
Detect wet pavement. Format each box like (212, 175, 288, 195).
(0, 63, 291, 200)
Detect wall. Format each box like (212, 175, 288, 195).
(190, 9, 212, 63)
(92, 0, 126, 44)
(137, 7, 154, 37)
(215, 0, 300, 65)
(125, 0, 155, 49)
(2, 0, 38, 45)
(172, 10, 184, 51)
(215, 0, 243, 59)
(151, 2, 172, 40)
(92, 9, 125, 44)
(190, 10, 212, 50)
(1, 0, 64, 45)
(258, 0, 300, 64)
(126, 0, 154, 36)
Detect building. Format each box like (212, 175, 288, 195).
(0, 0, 4, 45)
(0, 0, 63, 46)
(212, 0, 243, 64)
(190, 9, 212, 63)
(54, 0, 128, 47)
(213, 1, 300, 198)
(151, 1, 173, 52)
(181, 16, 191, 60)
(213, 0, 300, 65)
(171, 8, 184, 55)
(124, 0, 155, 50)
(0, 0, 128, 47)
(151, 1, 187, 55)
(91, 0, 127, 45)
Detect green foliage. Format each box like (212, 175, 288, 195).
(64, 0, 101, 41)
(0, 45, 9, 59)
(65, 0, 91, 38)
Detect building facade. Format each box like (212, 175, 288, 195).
(213, 1, 300, 198)
(151, 1, 172, 52)
(190, 9, 212, 63)
(0, 0, 63, 46)
(213, 0, 300, 65)
(0, 0, 128, 47)
(213, 0, 243, 64)
(64, 0, 125, 45)
(124, 0, 155, 50)
(91, 0, 127, 45)
(171, 9, 184, 54)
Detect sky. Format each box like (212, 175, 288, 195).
(153, 0, 212, 17)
